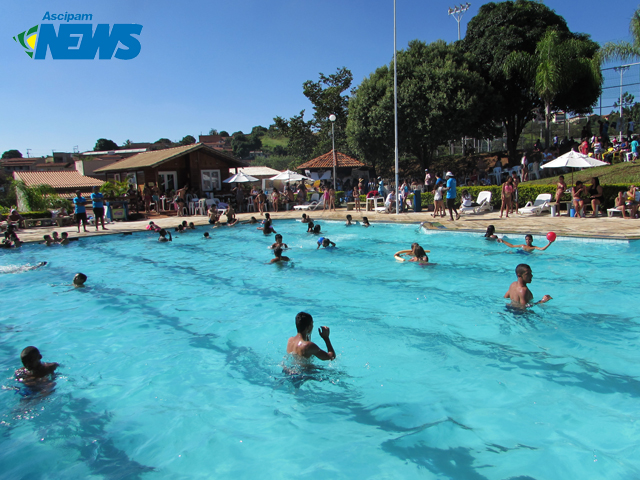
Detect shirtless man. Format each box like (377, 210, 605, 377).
(175, 185, 188, 216)
(286, 312, 335, 361)
(269, 247, 290, 263)
(497, 234, 554, 253)
(504, 264, 552, 308)
(15, 346, 58, 384)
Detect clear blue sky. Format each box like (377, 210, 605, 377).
(1, 0, 638, 157)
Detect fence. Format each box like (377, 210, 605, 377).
(440, 62, 640, 157)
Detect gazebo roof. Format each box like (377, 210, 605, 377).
(296, 150, 366, 170)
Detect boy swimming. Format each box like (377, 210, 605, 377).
(504, 263, 552, 308)
(269, 247, 290, 263)
(286, 312, 335, 361)
(497, 234, 553, 253)
(15, 346, 58, 383)
(317, 237, 336, 249)
(270, 234, 289, 249)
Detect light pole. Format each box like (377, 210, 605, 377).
(393, 0, 399, 214)
(614, 65, 629, 142)
(329, 114, 337, 191)
(447, 3, 471, 41)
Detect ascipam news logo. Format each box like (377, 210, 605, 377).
(13, 11, 142, 60)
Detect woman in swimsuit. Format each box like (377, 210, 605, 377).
(588, 177, 604, 217)
(500, 177, 513, 218)
(572, 181, 586, 218)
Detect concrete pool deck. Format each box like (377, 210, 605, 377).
(10, 207, 640, 244)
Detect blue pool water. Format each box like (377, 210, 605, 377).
(1, 221, 639, 479)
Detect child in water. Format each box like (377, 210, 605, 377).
(15, 346, 58, 385)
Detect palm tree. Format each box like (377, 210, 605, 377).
(504, 29, 602, 149)
(600, 7, 640, 61)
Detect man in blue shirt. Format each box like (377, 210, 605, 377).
(73, 190, 88, 233)
(443, 171, 459, 221)
(91, 186, 107, 231)
(377, 177, 385, 197)
(631, 135, 639, 163)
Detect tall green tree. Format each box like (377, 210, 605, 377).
(273, 111, 316, 161)
(231, 133, 262, 159)
(347, 40, 497, 174)
(462, 0, 598, 161)
(504, 29, 602, 149)
(275, 67, 353, 162)
(600, 7, 640, 61)
(2, 149, 22, 159)
(94, 139, 118, 151)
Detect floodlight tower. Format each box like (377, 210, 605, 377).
(448, 3, 471, 41)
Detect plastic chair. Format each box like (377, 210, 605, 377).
(194, 199, 206, 215)
(490, 167, 503, 185)
(246, 197, 255, 212)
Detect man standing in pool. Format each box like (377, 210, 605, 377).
(505, 264, 552, 308)
(287, 312, 335, 361)
(497, 234, 554, 253)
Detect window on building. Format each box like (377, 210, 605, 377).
(201, 169, 221, 191)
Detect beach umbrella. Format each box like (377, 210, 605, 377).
(223, 172, 259, 183)
(541, 150, 608, 185)
(269, 170, 311, 182)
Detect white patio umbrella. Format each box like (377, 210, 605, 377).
(541, 149, 608, 185)
(223, 172, 259, 183)
(268, 170, 311, 182)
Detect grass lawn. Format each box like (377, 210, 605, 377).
(260, 136, 288, 149)
(525, 161, 640, 186)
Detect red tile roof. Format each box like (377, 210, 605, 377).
(296, 150, 366, 170)
(14, 171, 104, 189)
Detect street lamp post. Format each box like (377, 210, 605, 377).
(614, 65, 630, 143)
(447, 3, 471, 41)
(329, 114, 337, 191)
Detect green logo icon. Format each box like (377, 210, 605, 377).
(13, 25, 39, 58)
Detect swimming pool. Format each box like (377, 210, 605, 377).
(1, 221, 639, 479)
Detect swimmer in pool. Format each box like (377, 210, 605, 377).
(345, 214, 353, 226)
(484, 225, 498, 240)
(269, 247, 290, 263)
(203, 232, 211, 239)
(42, 234, 55, 246)
(409, 246, 432, 264)
(73, 273, 87, 287)
(301, 214, 312, 224)
(270, 234, 289, 249)
(497, 234, 553, 253)
(286, 312, 335, 361)
(362, 217, 370, 227)
(317, 237, 336, 249)
(306, 221, 315, 233)
(158, 229, 172, 242)
(504, 263, 552, 308)
(15, 346, 58, 380)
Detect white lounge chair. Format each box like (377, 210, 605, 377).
(460, 191, 493, 214)
(519, 193, 552, 215)
(293, 194, 324, 211)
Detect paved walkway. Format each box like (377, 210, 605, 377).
(11, 206, 640, 244)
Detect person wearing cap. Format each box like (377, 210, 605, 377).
(424, 169, 432, 192)
(73, 190, 89, 233)
(7, 209, 24, 228)
(442, 172, 460, 221)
